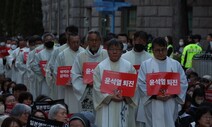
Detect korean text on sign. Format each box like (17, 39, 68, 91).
(56, 66, 72, 86)
(83, 62, 99, 85)
(100, 70, 137, 97)
(146, 72, 180, 96)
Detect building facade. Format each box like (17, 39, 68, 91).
(41, 0, 212, 46)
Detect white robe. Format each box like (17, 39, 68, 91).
(15, 48, 30, 84)
(122, 49, 152, 127)
(27, 45, 44, 98)
(71, 46, 108, 112)
(7, 47, 29, 83)
(45, 43, 68, 99)
(136, 57, 188, 127)
(54, 47, 84, 113)
(93, 57, 137, 127)
(31, 47, 55, 96)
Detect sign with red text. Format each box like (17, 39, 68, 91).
(39, 61, 47, 76)
(205, 90, 212, 102)
(0, 47, 9, 58)
(83, 62, 98, 85)
(24, 52, 29, 64)
(146, 72, 180, 96)
(56, 66, 72, 86)
(133, 65, 140, 73)
(100, 70, 137, 97)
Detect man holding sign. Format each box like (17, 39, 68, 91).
(136, 37, 188, 127)
(71, 29, 108, 112)
(93, 39, 137, 127)
(54, 33, 84, 113)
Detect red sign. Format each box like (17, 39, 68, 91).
(133, 65, 140, 73)
(24, 52, 29, 64)
(146, 72, 180, 96)
(100, 70, 137, 97)
(0, 47, 10, 58)
(205, 90, 212, 102)
(39, 61, 47, 76)
(83, 62, 99, 85)
(56, 66, 72, 86)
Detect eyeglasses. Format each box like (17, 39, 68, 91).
(153, 48, 167, 53)
(202, 115, 212, 119)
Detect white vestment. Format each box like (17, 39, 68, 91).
(27, 45, 44, 98)
(46, 43, 68, 99)
(71, 46, 108, 112)
(7, 47, 29, 83)
(122, 49, 152, 127)
(54, 47, 84, 113)
(31, 47, 55, 96)
(137, 57, 188, 127)
(93, 57, 137, 127)
(15, 48, 30, 84)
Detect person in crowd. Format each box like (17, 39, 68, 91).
(71, 29, 108, 112)
(1, 116, 22, 127)
(0, 78, 12, 94)
(80, 111, 97, 127)
(193, 34, 202, 47)
(35, 94, 53, 102)
(18, 92, 33, 106)
(4, 38, 18, 79)
(116, 33, 129, 53)
(2, 94, 16, 114)
(12, 84, 27, 101)
(0, 95, 9, 126)
(53, 32, 84, 113)
(10, 103, 31, 127)
(69, 113, 90, 127)
(9, 37, 29, 83)
(205, 33, 212, 54)
(7, 81, 16, 94)
(122, 31, 152, 127)
(137, 37, 188, 127)
(165, 36, 174, 58)
(188, 88, 205, 117)
(175, 94, 194, 127)
(48, 104, 67, 124)
(175, 38, 185, 54)
(26, 35, 43, 98)
(181, 35, 202, 70)
(31, 109, 47, 119)
(187, 72, 200, 85)
(189, 106, 212, 127)
(46, 25, 78, 99)
(31, 33, 56, 96)
(93, 39, 137, 127)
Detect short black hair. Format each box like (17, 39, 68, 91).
(107, 39, 123, 51)
(12, 84, 27, 93)
(152, 37, 167, 49)
(18, 92, 33, 103)
(65, 25, 78, 35)
(133, 31, 148, 41)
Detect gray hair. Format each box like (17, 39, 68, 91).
(10, 103, 31, 117)
(42, 33, 55, 40)
(48, 104, 66, 120)
(85, 29, 102, 43)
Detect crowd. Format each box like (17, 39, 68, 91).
(0, 25, 211, 127)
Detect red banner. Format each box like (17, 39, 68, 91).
(133, 65, 140, 73)
(56, 66, 72, 86)
(24, 52, 29, 64)
(83, 62, 98, 85)
(205, 90, 212, 102)
(0, 47, 10, 58)
(39, 61, 47, 76)
(146, 72, 180, 96)
(100, 70, 137, 97)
